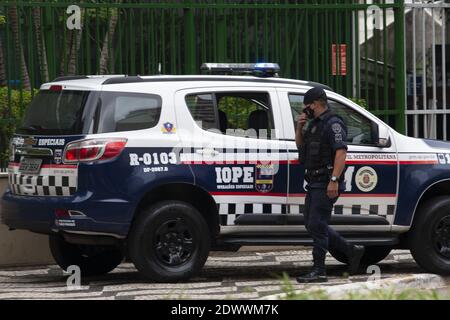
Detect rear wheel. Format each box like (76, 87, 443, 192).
(409, 196, 450, 275)
(128, 201, 211, 282)
(329, 245, 392, 266)
(49, 234, 124, 277)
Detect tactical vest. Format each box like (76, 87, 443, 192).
(300, 110, 342, 171)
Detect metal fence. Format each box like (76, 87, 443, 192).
(0, 0, 408, 167)
(405, 0, 449, 140)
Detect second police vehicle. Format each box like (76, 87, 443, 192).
(2, 63, 450, 281)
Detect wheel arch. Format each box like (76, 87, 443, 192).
(129, 182, 220, 240)
(410, 179, 450, 227)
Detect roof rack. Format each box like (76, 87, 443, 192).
(52, 75, 89, 82)
(200, 63, 280, 78)
(51, 75, 126, 83)
(101, 75, 333, 91)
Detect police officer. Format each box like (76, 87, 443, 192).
(295, 87, 365, 283)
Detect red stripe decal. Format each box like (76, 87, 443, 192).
(181, 160, 295, 165)
(346, 161, 397, 165)
(399, 161, 438, 165)
(210, 192, 287, 196)
(211, 192, 396, 197)
(288, 193, 397, 198)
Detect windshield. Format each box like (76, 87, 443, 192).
(18, 90, 93, 135)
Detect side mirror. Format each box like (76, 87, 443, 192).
(375, 124, 391, 148)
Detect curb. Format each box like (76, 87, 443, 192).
(259, 274, 447, 300)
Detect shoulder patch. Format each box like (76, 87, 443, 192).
(331, 122, 342, 134)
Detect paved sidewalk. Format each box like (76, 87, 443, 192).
(0, 249, 439, 300)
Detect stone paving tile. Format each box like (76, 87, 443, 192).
(0, 249, 424, 300)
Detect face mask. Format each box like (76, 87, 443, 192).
(303, 106, 314, 119)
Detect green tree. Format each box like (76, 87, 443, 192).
(8, 5, 31, 90)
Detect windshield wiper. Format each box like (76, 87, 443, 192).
(18, 125, 46, 132)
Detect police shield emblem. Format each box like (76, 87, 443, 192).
(162, 122, 176, 134)
(255, 164, 275, 193)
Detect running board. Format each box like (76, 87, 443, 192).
(219, 237, 399, 246)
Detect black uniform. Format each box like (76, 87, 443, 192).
(300, 107, 351, 271)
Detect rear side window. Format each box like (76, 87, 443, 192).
(97, 92, 162, 133)
(185, 93, 217, 130)
(18, 90, 92, 135)
(185, 91, 275, 139)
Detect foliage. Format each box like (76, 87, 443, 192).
(349, 97, 368, 109)
(278, 274, 450, 300)
(0, 88, 37, 166)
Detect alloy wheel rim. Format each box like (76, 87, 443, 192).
(153, 218, 194, 266)
(433, 215, 450, 259)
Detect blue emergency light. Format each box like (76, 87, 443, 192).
(200, 63, 280, 77)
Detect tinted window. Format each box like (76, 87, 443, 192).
(288, 94, 376, 145)
(97, 92, 162, 133)
(185, 91, 275, 139)
(185, 94, 217, 130)
(288, 94, 304, 131)
(328, 100, 376, 145)
(18, 90, 92, 135)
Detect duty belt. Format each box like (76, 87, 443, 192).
(305, 165, 334, 183)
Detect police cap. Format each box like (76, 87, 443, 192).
(304, 87, 327, 105)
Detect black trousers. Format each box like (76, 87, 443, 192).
(304, 187, 351, 267)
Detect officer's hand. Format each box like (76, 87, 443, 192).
(327, 181, 339, 199)
(297, 113, 307, 128)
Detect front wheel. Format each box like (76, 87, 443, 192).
(128, 201, 211, 282)
(49, 235, 124, 277)
(409, 196, 450, 275)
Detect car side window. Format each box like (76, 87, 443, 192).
(185, 91, 276, 139)
(97, 92, 162, 133)
(329, 100, 376, 145)
(288, 93, 376, 145)
(288, 94, 304, 131)
(185, 93, 218, 130)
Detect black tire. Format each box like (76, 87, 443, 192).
(408, 196, 450, 275)
(49, 235, 124, 277)
(329, 245, 392, 266)
(128, 201, 211, 282)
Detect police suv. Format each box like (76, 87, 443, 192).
(2, 63, 450, 281)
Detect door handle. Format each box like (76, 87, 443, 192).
(196, 148, 220, 157)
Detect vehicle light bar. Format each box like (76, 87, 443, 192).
(200, 63, 280, 77)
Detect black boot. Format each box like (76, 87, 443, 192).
(296, 257, 327, 283)
(296, 267, 328, 283)
(347, 245, 365, 275)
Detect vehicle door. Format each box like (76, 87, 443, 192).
(277, 88, 399, 227)
(174, 87, 289, 227)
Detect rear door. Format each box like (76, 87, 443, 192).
(175, 86, 289, 227)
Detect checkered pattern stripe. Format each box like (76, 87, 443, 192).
(8, 172, 77, 196)
(218, 203, 396, 226)
(218, 203, 289, 225)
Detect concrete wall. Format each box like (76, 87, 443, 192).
(0, 176, 54, 267)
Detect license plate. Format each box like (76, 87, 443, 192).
(19, 158, 42, 174)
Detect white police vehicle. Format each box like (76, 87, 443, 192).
(2, 63, 450, 281)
